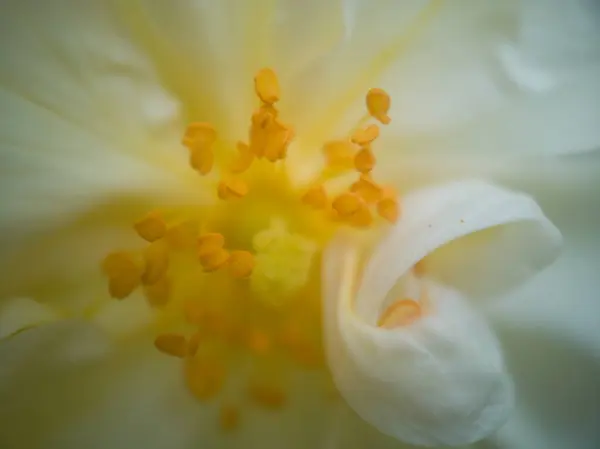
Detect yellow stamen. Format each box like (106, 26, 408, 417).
(348, 202, 374, 228)
(198, 233, 226, 257)
(366, 88, 392, 125)
(182, 122, 217, 150)
(189, 147, 214, 175)
(264, 119, 293, 162)
(165, 221, 198, 250)
(351, 124, 380, 146)
(101, 252, 143, 300)
(254, 68, 280, 105)
(185, 356, 226, 401)
(350, 175, 384, 203)
(377, 197, 400, 223)
(354, 147, 376, 173)
(141, 240, 169, 285)
(134, 211, 166, 242)
(301, 184, 328, 209)
(144, 276, 171, 308)
(219, 405, 241, 432)
(378, 299, 421, 328)
(217, 178, 249, 200)
(230, 141, 255, 174)
(332, 192, 361, 217)
(154, 333, 188, 358)
(228, 250, 255, 278)
(322, 140, 355, 170)
(200, 248, 230, 272)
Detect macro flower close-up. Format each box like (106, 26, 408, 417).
(0, 1, 599, 449)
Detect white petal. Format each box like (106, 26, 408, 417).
(0, 0, 194, 240)
(0, 297, 60, 339)
(323, 245, 513, 447)
(322, 180, 562, 446)
(357, 180, 561, 318)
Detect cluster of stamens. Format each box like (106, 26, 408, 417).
(100, 68, 406, 432)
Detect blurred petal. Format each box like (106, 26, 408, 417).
(357, 180, 561, 315)
(323, 244, 512, 447)
(0, 297, 60, 339)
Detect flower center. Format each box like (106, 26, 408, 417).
(101, 68, 399, 432)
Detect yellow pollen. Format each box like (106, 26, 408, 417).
(366, 88, 392, 125)
(378, 299, 422, 328)
(197, 232, 226, 257)
(134, 211, 167, 242)
(217, 177, 249, 200)
(332, 192, 361, 217)
(354, 146, 376, 173)
(230, 141, 255, 174)
(348, 202, 374, 228)
(301, 184, 328, 209)
(101, 251, 143, 299)
(200, 248, 230, 272)
(154, 333, 188, 358)
(189, 147, 214, 175)
(182, 122, 218, 150)
(350, 175, 384, 203)
(351, 124, 380, 146)
(322, 140, 355, 170)
(254, 68, 281, 104)
(377, 197, 400, 223)
(228, 250, 255, 278)
(219, 405, 241, 432)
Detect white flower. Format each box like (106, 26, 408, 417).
(0, 1, 598, 449)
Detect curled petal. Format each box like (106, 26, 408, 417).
(322, 180, 562, 446)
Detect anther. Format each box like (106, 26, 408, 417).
(254, 68, 280, 105)
(102, 252, 143, 300)
(332, 192, 361, 217)
(217, 178, 249, 200)
(154, 333, 188, 358)
(377, 197, 400, 223)
(190, 147, 214, 175)
(354, 147, 376, 173)
(322, 140, 355, 170)
(144, 275, 171, 307)
(301, 184, 328, 209)
(228, 250, 255, 278)
(185, 357, 226, 401)
(141, 240, 169, 285)
(198, 233, 225, 257)
(264, 119, 292, 162)
(182, 122, 217, 150)
(348, 203, 374, 228)
(351, 124, 380, 146)
(134, 211, 166, 242)
(378, 299, 421, 328)
(200, 248, 230, 272)
(230, 142, 254, 174)
(350, 175, 384, 203)
(165, 221, 198, 250)
(366, 88, 391, 125)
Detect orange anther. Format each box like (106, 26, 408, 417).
(134, 211, 166, 242)
(332, 192, 361, 217)
(165, 221, 198, 250)
(245, 329, 271, 355)
(254, 68, 280, 104)
(200, 248, 230, 272)
(228, 250, 255, 278)
(141, 240, 169, 285)
(248, 384, 286, 409)
(264, 120, 293, 162)
(366, 88, 391, 125)
(185, 357, 226, 401)
(377, 197, 400, 223)
(197, 233, 225, 257)
(350, 175, 384, 203)
(219, 405, 240, 432)
(182, 122, 218, 149)
(348, 203, 374, 228)
(217, 178, 248, 200)
(351, 124, 380, 145)
(154, 333, 188, 358)
(230, 141, 255, 173)
(301, 184, 328, 209)
(102, 252, 143, 300)
(189, 147, 214, 175)
(378, 299, 421, 328)
(144, 275, 171, 307)
(354, 147, 376, 173)
(187, 331, 203, 357)
(322, 140, 355, 170)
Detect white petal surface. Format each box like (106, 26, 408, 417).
(322, 180, 562, 446)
